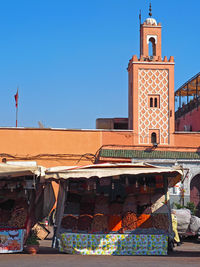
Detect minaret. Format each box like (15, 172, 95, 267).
(128, 5, 175, 146)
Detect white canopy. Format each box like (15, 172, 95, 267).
(45, 163, 183, 184)
(0, 163, 42, 178)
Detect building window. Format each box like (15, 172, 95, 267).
(148, 37, 156, 57)
(150, 97, 153, 107)
(148, 95, 160, 108)
(154, 98, 157, 107)
(151, 132, 157, 144)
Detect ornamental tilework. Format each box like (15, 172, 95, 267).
(138, 69, 169, 145)
(59, 233, 168, 256)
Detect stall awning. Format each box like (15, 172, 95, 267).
(0, 163, 42, 178)
(45, 163, 183, 183)
(175, 72, 200, 97)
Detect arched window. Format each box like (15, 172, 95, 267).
(150, 97, 153, 107)
(148, 37, 156, 57)
(154, 98, 157, 107)
(151, 132, 157, 144)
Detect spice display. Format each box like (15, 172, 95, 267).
(78, 215, 93, 231)
(137, 214, 152, 228)
(8, 207, 27, 228)
(108, 215, 122, 232)
(61, 215, 78, 230)
(152, 214, 169, 231)
(91, 214, 108, 232)
(122, 212, 137, 231)
(123, 195, 137, 213)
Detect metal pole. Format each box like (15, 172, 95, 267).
(196, 77, 198, 110)
(16, 105, 18, 127)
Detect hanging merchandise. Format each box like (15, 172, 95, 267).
(94, 183, 96, 190)
(136, 179, 138, 188)
(155, 175, 164, 189)
(112, 183, 114, 190)
(99, 177, 111, 187)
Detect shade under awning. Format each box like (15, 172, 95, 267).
(45, 163, 183, 186)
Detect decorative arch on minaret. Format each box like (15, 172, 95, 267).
(140, 4, 162, 60)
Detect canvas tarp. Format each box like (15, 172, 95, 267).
(45, 163, 183, 187)
(0, 163, 42, 178)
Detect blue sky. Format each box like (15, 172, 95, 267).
(0, 0, 199, 129)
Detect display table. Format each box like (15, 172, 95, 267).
(0, 229, 25, 253)
(60, 232, 168, 255)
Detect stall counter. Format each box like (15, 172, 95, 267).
(59, 232, 168, 255)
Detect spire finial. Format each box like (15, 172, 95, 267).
(149, 2, 152, 17)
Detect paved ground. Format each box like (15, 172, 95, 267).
(0, 238, 200, 267)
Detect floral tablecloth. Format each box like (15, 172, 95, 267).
(59, 233, 168, 255)
(0, 229, 24, 253)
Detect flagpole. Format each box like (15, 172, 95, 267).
(16, 104, 18, 127)
(14, 88, 19, 127)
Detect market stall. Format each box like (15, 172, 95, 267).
(45, 163, 183, 256)
(0, 163, 43, 253)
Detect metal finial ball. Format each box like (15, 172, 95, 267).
(149, 3, 152, 17)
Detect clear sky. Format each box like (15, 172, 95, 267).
(0, 0, 199, 129)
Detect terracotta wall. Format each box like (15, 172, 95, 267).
(173, 132, 200, 150)
(175, 108, 200, 132)
(0, 128, 101, 167)
(0, 128, 200, 168)
(0, 128, 134, 167)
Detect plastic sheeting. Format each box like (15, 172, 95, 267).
(35, 183, 56, 222)
(172, 209, 191, 234)
(189, 216, 200, 233)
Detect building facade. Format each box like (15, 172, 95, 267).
(1, 11, 200, 210)
(128, 15, 175, 146)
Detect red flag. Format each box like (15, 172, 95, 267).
(14, 89, 18, 108)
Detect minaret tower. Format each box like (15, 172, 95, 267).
(128, 4, 175, 146)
